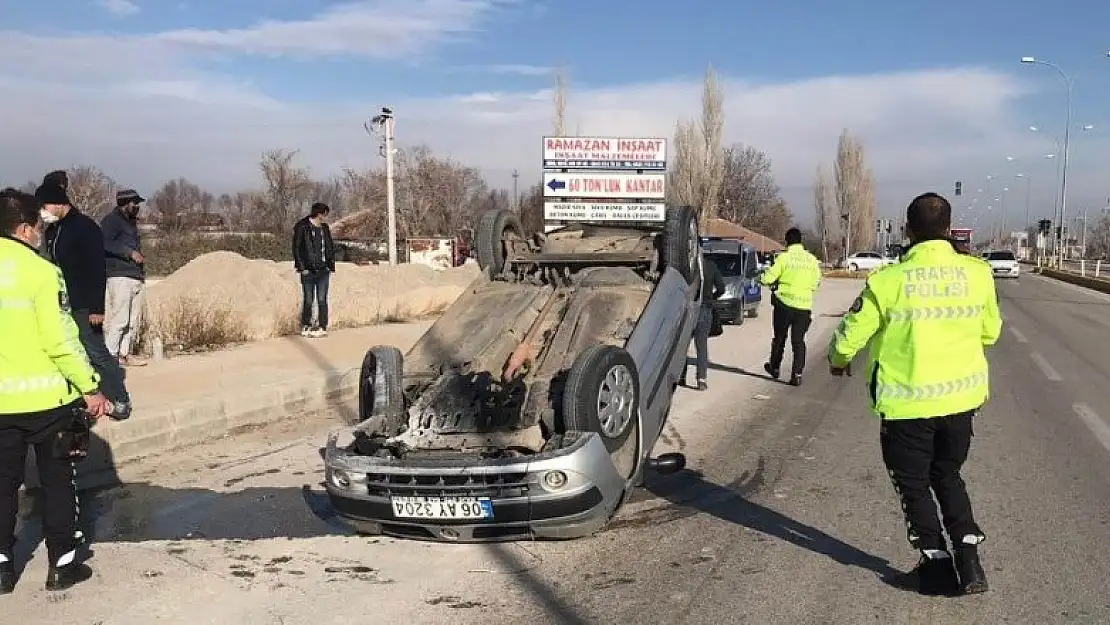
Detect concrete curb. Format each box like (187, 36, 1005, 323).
(1037, 268, 1110, 295)
(67, 366, 362, 489)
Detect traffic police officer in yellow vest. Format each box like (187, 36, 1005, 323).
(827, 192, 1001, 597)
(760, 227, 822, 386)
(0, 188, 111, 594)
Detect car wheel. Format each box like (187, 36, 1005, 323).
(661, 205, 700, 285)
(561, 344, 640, 480)
(475, 208, 524, 276)
(358, 345, 405, 428)
(746, 306, 758, 319)
(848, 263, 859, 272)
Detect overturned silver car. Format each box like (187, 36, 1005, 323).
(323, 205, 703, 541)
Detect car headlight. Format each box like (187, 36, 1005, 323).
(542, 470, 568, 490)
(723, 282, 742, 298)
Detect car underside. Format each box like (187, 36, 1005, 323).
(324, 206, 700, 541)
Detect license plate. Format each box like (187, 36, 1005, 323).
(390, 496, 494, 520)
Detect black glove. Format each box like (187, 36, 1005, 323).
(52, 408, 95, 460)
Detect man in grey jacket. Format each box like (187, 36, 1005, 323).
(100, 189, 148, 367)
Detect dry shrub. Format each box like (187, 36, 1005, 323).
(145, 295, 250, 352)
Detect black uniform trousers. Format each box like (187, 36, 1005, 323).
(768, 297, 812, 375)
(0, 404, 82, 565)
(880, 409, 984, 552)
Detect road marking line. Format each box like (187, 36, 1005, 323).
(1009, 327, 1029, 343)
(1072, 403, 1110, 456)
(1030, 352, 1062, 381)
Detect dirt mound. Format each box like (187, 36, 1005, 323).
(143, 251, 480, 348)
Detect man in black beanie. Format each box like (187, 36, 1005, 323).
(36, 181, 131, 421)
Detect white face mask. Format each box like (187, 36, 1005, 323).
(40, 208, 60, 224)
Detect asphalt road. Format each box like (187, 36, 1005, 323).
(7, 275, 1110, 624)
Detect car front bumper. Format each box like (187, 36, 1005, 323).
(992, 266, 1020, 278)
(323, 430, 626, 542)
(711, 297, 743, 322)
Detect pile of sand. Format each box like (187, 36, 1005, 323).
(144, 251, 480, 345)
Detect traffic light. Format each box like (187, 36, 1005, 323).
(1038, 219, 1051, 234)
(955, 181, 962, 196)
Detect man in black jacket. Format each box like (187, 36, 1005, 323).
(36, 182, 131, 420)
(291, 202, 335, 338)
(680, 256, 725, 391)
(101, 189, 148, 367)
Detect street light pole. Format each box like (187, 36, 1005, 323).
(511, 169, 519, 212)
(366, 108, 398, 264)
(1022, 57, 1073, 267)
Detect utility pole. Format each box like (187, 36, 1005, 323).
(511, 169, 519, 212)
(365, 107, 397, 264)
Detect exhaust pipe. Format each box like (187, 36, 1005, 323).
(647, 452, 686, 475)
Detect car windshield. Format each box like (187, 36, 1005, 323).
(705, 253, 744, 276)
(986, 251, 1016, 261)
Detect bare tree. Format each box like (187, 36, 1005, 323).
(668, 118, 702, 207)
(67, 165, 117, 218)
(151, 177, 211, 229)
(668, 66, 725, 226)
(519, 183, 544, 235)
(719, 145, 781, 225)
(553, 67, 568, 136)
(699, 65, 725, 221)
(18, 180, 37, 194)
(257, 149, 313, 233)
(813, 163, 837, 261)
(833, 129, 876, 253)
(1087, 215, 1110, 259)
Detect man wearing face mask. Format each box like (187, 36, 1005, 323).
(101, 189, 148, 368)
(0, 188, 111, 593)
(36, 181, 132, 421)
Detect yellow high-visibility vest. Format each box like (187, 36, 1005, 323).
(828, 239, 1002, 420)
(759, 243, 822, 310)
(0, 236, 100, 415)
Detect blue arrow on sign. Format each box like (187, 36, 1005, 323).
(547, 178, 567, 192)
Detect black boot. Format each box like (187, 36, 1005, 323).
(891, 553, 960, 596)
(0, 560, 15, 595)
(763, 362, 780, 380)
(45, 562, 92, 592)
(789, 373, 802, 386)
(954, 547, 989, 595)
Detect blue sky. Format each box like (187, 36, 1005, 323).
(1, 0, 1108, 228)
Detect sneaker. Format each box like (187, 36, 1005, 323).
(954, 547, 989, 595)
(696, 379, 707, 391)
(45, 562, 93, 592)
(108, 400, 132, 421)
(763, 362, 780, 380)
(119, 355, 148, 367)
(300, 326, 313, 338)
(892, 552, 960, 596)
(311, 327, 328, 338)
(789, 374, 802, 387)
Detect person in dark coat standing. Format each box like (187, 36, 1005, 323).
(680, 256, 725, 391)
(291, 202, 335, 338)
(36, 181, 131, 421)
(101, 189, 148, 367)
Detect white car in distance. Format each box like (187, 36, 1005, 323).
(982, 250, 1020, 279)
(841, 251, 896, 272)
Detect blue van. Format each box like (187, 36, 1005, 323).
(700, 237, 763, 324)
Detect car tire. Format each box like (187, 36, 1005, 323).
(358, 345, 405, 428)
(848, 263, 859, 272)
(746, 306, 758, 319)
(661, 205, 700, 285)
(475, 208, 524, 276)
(561, 344, 640, 479)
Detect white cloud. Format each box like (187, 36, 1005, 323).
(97, 0, 140, 17)
(3, 8, 1106, 230)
